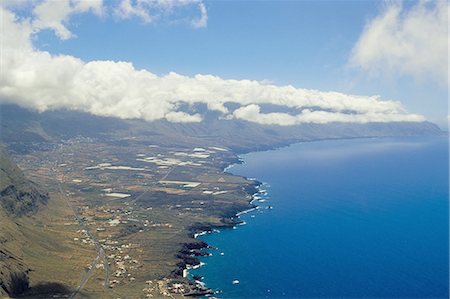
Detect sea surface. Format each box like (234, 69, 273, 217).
(191, 136, 449, 298)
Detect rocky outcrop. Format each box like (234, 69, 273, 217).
(0, 249, 30, 297)
(0, 148, 48, 217)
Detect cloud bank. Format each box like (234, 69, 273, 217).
(350, 0, 448, 84)
(0, 2, 426, 125)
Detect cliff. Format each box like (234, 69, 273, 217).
(0, 148, 48, 297)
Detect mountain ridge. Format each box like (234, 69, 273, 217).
(0, 104, 443, 155)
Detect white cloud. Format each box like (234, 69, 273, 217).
(32, 0, 104, 40)
(191, 2, 207, 28)
(0, 0, 34, 9)
(114, 0, 153, 22)
(0, 5, 426, 125)
(72, 0, 104, 16)
(350, 0, 448, 83)
(113, 0, 208, 28)
(165, 111, 202, 123)
(233, 105, 424, 126)
(233, 104, 298, 126)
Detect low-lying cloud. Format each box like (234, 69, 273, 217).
(0, 3, 426, 125)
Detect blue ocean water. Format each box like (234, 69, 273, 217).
(191, 136, 449, 298)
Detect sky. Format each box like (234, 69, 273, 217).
(0, 0, 448, 128)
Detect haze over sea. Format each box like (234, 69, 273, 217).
(192, 136, 449, 298)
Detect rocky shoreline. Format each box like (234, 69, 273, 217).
(172, 168, 262, 296)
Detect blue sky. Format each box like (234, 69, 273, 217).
(2, 0, 448, 127)
(37, 1, 378, 86)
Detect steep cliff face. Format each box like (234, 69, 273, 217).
(0, 249, 30, 297)
(0, 148, 48, 297)
(0, 148, 48, 217)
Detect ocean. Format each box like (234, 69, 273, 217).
(191, 136, 449, 298)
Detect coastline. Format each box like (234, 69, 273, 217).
(172, 154, 266, 296)
(177, 154, 268, 295)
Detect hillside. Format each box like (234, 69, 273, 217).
(0, 149, 47, 297)
(0, 150, 96, 298)
(0, 148, 48, 217)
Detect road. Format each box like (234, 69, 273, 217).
(58, 164, 179, 298)
(55, 174, 110, 299)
